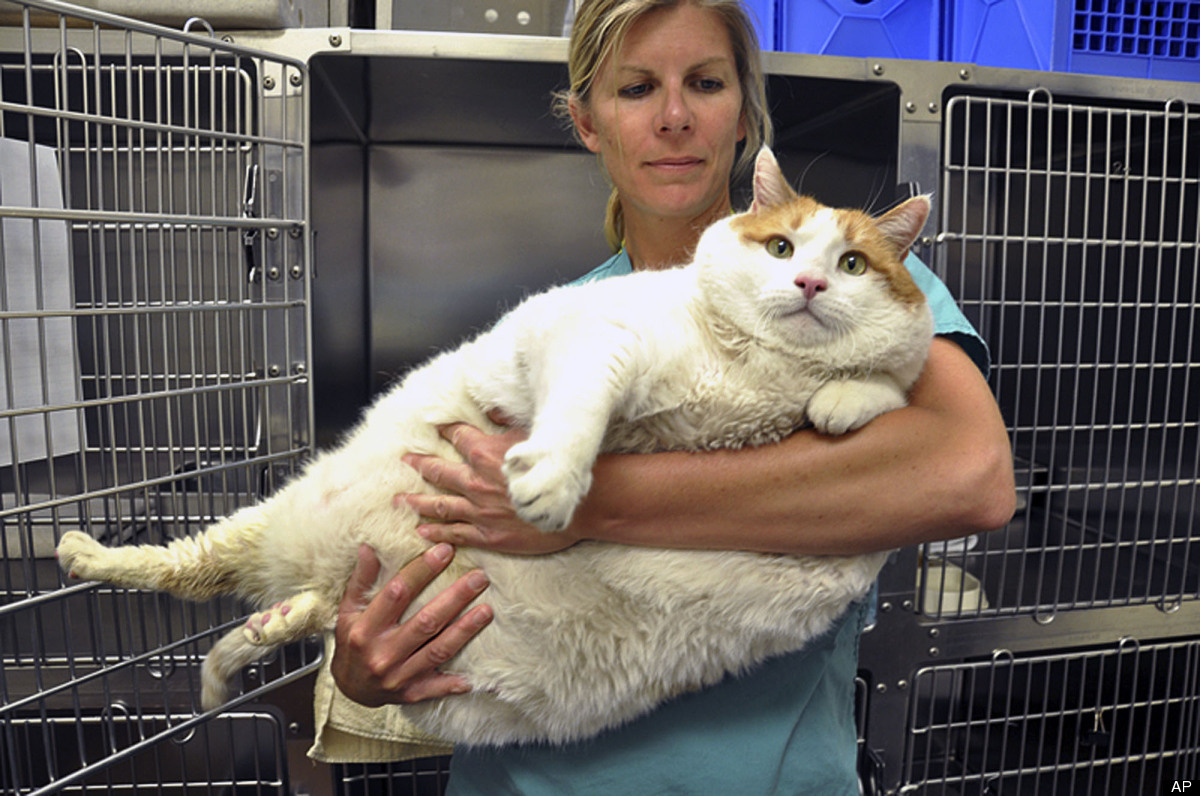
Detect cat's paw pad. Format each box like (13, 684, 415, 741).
(243, 602, 295, 645)
(242, 592, 326, 646)
(56, 531, 110, 581)
(503, 442, 592, 532)
(807, 380, 904, 435)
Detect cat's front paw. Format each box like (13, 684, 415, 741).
(503, 441, 592, 532)
(56, 531, 111, 582)
(807, 379, 905, 435)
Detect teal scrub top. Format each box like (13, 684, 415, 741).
(447, 249, 988, 795)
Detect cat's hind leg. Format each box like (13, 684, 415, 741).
(242, 589, 334, 647)
(57, 530, 130, 583)
(56, 506, 270, 601)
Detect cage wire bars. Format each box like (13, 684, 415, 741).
(0, 1, 314, 793)
(936, 88, 1199, 620)
(888, 85, 1200, 794)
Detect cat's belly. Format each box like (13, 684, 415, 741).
(246, 443, 434, 604)
(417, 543, 886, 744)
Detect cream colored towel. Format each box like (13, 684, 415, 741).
(309, 632, 454, 763)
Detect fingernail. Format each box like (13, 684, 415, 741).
(430, 543, 453, 563)
(416, 526, 431, 540)
(467, 571, 489, 591)
(471, 605, 494, 627)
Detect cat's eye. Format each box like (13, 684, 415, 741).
(765, 236, 793, 259)
(838, 251, 869, 275)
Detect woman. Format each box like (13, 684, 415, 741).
(332, 1, 1016, 792)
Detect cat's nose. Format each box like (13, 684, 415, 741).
(794, 274, 827, 301)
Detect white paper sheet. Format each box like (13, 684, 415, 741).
(0, 137, 83, 467)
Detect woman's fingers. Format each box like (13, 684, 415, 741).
(384, 602, 494, 700)
(331, 544, 492, 707)
(340, 543, 384, 612)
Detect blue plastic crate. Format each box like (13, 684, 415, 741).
(1066, 0, 1200, 80)
(947, 0, 1063, 71)
(777, 0, 942, 61)
(948, 0, 1200, 81)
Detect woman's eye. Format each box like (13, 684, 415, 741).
(619, 83, 651, 99)
(694, 77, 724, 92)
(838, 251, 869, 275)
(766, 237, 793, 259)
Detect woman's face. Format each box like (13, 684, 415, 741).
(571, 2, 747, 229)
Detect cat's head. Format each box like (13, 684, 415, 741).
(694, 147, 931, 358)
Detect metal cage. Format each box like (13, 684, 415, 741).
(863, 69, 1200, 795)
(0, 1, 313, 793)
(938, 89, 1200, 620)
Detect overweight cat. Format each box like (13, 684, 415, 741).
(57, 147, 934, 747)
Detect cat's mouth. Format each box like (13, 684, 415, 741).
(775, 299, 829, 328)
(778, 295, 816, 314)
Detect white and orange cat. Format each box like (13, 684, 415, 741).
(57, 148, 933, 746)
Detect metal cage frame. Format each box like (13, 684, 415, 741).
(1, 1, 313, 793)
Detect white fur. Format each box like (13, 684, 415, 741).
(57, 148, 933, 746)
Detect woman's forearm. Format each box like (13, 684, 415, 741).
(572, 338, 1017, 556)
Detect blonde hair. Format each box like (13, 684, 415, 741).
(554, 0, 774, 252)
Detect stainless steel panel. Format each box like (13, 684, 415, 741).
(366, 144, 610, 387)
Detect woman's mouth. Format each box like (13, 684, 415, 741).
(647, 157, 703, 171)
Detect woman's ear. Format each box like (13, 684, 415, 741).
(569, 97, 603, 154)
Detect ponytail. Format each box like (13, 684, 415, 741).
(604, 187, 624, 253)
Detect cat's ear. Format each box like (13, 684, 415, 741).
(874, 194, 931, 253)
(750, 147, 797, 213)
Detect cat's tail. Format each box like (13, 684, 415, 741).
(200, 590, 334, 711)
(201, 626, 275, 710)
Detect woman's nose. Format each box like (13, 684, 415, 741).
(657, 87, 693, 134)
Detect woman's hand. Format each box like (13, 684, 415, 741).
(331, 543, 493, 708)
(401, 422, 582, 555)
